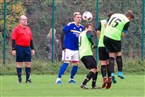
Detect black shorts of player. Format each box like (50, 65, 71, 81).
(98, 47, 109, 60)
(103, 36, 121, 52)
(81, 56, 97, 70)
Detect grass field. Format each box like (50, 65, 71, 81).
(0, 74, 144, 97)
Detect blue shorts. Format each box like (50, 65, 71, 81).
(16, 45, 31, 62)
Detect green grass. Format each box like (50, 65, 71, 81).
(0, 74, 145, 97)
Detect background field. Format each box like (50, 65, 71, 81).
(0, 0, 145, 97)
(0, 74, 144, 97)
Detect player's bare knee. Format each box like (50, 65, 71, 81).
(90, 68, 97, 73)
(16, 62, 23, 67)
(63, 60, 70, 64)
(25, 62, 31, 67)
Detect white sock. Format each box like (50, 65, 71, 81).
(69, 78, 74, 81)
(56, 78, 61, 82)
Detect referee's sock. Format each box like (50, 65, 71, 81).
(58, 63, 68, 78)
(16, 67, 22, 82)
(25, 67, 31, 81)
(70, 65, 78, 79)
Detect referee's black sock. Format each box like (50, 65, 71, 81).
(101, 65, 107, 77)
(109, 57, 115, 74)
(16, 67, 22, 82)
(82, 71, 94, 85)
(25, 67, 31, 81)
(116, 56, 123, 72)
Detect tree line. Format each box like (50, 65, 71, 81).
(0, 0, 144, 60)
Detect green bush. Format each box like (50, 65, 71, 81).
(123, 58, 145, 74)
(0, 58, 144, 75)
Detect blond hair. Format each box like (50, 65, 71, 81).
(73, 12, 81, 17)
(47, 28, 56, 39)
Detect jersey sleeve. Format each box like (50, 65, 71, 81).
(28, 27, 33, 40)
(11, 28, 17, 40)
(60, 31, 66, 50)
(86, 31, 94, 45)
(63, 23, 71, 33)
(122, 22, 130, 34)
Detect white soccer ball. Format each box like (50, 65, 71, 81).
(82, 11, 93, 21)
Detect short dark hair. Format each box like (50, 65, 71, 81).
(107, 11, 114, 18)
(84, 23, 93, 29)
(125, 10, 134, 19)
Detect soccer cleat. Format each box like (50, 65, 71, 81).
(18, 78, 22, 83)
(25, 79, 31, 83)
(112, 76, 117, 84)
(118, 75, 125, 79)
(55, 80, 62, 84)
(118, 72, 125, 79)
(92, 85, 102, 89)
(106, 77, 112, 89)
(80, 84, 88, 89)
(68, 79, 76, 84)
(102, 77, 107, 88)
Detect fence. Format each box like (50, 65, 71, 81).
(0, 0, 145, 64)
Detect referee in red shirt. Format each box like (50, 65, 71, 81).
(11, 15, 35, 83)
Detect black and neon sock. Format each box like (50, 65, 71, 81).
(92, 72, 98, 87)
(82, 71, 94, 85)
(116, 56, 123, 72)
(107, 64, 111, 77)
(101, 65, 107, 77)
(109, 57, 115, 73)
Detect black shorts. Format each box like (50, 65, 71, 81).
(103, 36, 121, 52)
(16, 45, 31, 62)
(81, 56, 97, 69)
(98, 47, 109, 60)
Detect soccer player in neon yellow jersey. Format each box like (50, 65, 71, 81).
(103, 10, 134, 83)
(79, 23, 100, 89)
(96, 12, 114, 89)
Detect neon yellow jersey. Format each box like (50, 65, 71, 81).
(104, 14, 129, 40)
(98, 20, 106, 47)
(79, 30, 93, 59)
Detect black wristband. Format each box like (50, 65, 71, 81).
(12, 40, 16, 50)
(12, 48, 16, 50)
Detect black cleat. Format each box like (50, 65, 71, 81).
(25, 79, 31, 83)
(118, 75, 125, 79)
(80, 84, 88, 89)
(112, 76, 117, 84)
(18, 78, 22, 83)
(92, 85, 102, 89)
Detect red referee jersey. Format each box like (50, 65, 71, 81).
(11, 25, 32, 47)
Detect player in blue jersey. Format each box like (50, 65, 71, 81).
(55, 12, 84, 84)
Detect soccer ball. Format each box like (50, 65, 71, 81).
(82, 11, 93, 21)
